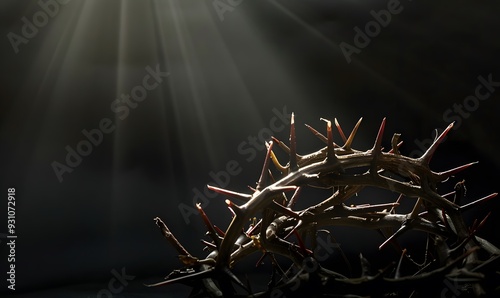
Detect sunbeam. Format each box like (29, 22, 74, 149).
(0, 0, 498, 296)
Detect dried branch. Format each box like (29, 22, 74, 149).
(150, 115, 499, 297)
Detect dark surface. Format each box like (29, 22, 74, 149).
(0, 0, 499, 296)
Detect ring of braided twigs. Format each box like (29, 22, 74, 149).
(149, 114, 499, 297)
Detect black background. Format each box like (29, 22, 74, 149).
(0, 0, 499, 297)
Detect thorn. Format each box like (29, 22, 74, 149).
(269, 254, 287, 277)
(268, 169, 277, 184)
(271, 201, 301, 219)
(257, 141, 274, 191)
(453, 214, 492, 255)
(214, 225, 226, 237)
(207, 185, 252, 202)
(255, 252, 267, 267)
(372, 118, 387, 156)
(460, 193, 497, 211)
(351, 202, 400, 213)
(304, 123, 328, 144)
(419, 122, 454, 165)
(321, 118, 339, 163)
(442, 191, 456, 199)
(388, 141, 403, 154)
(287, 186, 302, 208)
(395, 248, 407, 279)
(196, 203, 221, 248)
(201, 239, 217, 249)
(334, 118, 347, 143)
(344, 117, 363, 150)
(145, 268, 215, 287)
(246, 219, 262, 236)
(154, 217, 192, 257)
(379, 223, 410, 250)
(409, 198, 423, 219)
(470, 218, 479, 234)
(284, 220, 303, 240)
(293, 230, 312, 256)
(225, 199, 243, 217)
(475, 211, 492, 232)
(369, 118, 386, 176)
(378, 228, 404, 252)
(448, 247, 481, 269)
(438, 162, 478, 180)
(227, 204, 237, 218)
(269, 185, 298, 196)
(289, 113, 298, 171)
(359, 253, 371, 277)
(390, 194, 404, 214)
(272, 136, 291, 154)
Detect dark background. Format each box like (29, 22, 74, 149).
(0, 0, 499, 297)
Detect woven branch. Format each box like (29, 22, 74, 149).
(149, 114, 499, 297)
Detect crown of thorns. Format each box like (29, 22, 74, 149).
(149, 114, 499, 297)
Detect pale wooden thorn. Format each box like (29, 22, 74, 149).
(344, 117, 363, 150)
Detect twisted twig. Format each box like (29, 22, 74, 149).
(149, 114, 499, 297)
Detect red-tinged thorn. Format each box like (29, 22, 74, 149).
(373, 118, 387, 155)
(196, 204, 213, 228)
(196, 203, 221, 247)
(272, 136, 291, 154)
(284, 221, 302, 240)
(439, 162, 478, 179)
(255, 252, 267, 267)
(293, 230, 309, 256)
(388, 141, 404, 154)
(268, 169, 276, 183)
(214, 225, 226, 237)
(289, 113, 298, 171)
(246, 219, 262, 236)
(390, 194, 404, 213)
(334, 118, 347, 143)
(321, 118, 338, 163)
(460, 193, 498, 211)
(207, 185, 252, 201)
(201, 239, 217, 248)
(470, 218, 479, 234)
(145, 269, 214, 287)
(420, 122, 454, 165)
(476, 211, 492, 231)
(304, 123, 328, 144)
(272, 201, 300, 219)
(257, 141, 274, 191)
